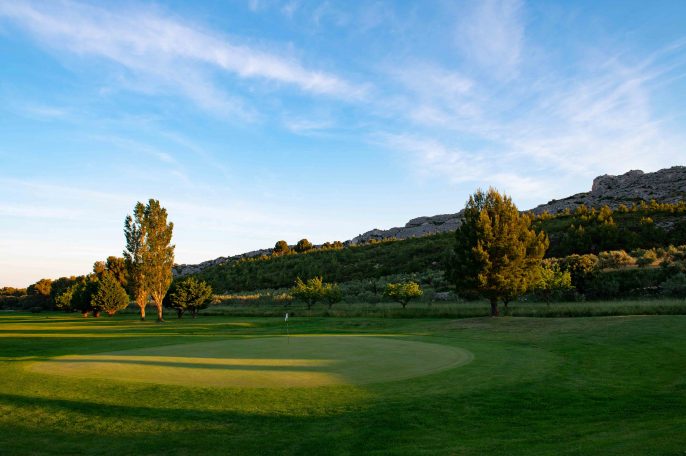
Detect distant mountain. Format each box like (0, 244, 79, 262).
(174, 166, 686, 276)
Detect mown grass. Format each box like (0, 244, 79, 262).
(0, 313, 685, 455)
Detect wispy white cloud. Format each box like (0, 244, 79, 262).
(379, 36, 686, 207)
(0, 0, 366, 120)
(455, 0, 524, 78)
(281, 1, 300, 18)
(282, 116, 334, 134)
(19, 103, 69, 119)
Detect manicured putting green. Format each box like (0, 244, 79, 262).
(29, 336, 472, 388)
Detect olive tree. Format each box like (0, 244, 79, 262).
(290, 276, 324, 310)
(384, 281, 423, 309)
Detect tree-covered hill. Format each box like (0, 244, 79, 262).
(197, 233, 454, 293)
(196, 202, 686, 293)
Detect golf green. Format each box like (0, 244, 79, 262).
(28, 335, 472, 388)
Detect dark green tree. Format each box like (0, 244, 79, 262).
(91, 272, 130, 316)
(27, 278, 52, 308)
(55, 282, 78, 312)
(322, 283, 342, 308)
(164, 277, 213, 318)
(448, 188, 548, 316)
(106, 256, 128, 288)
(71, 276, 99, 317)
(273, 240, 290, 255)
(50, 276, 77, 309)
(295, 238, 313, 253)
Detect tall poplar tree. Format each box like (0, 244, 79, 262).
(448, 188, 548, 316)
(124, 199, 175, 322)
(143, 199, 175, 322)
(124, 202, 148, 320)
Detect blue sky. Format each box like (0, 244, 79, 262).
(1, 0, 685, 287)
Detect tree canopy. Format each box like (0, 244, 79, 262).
(448, 188, 548, 316)
(124, 199, 175, 321)
(164, 277, 213, 318)
(91, 272, 130, 316)
(295, 238, 313, 253)
(384, 282, 423, 308)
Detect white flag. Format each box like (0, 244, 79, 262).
(284, 312, 289, 322)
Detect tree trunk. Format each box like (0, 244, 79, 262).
(402, 301, 408, 309)
(192, 309, 197, 319)
(490, 298, 499, 317)
(137, 297, 147, 321)
(156, 303, 164, 322)
(82, 311, 89, 318)
(93, 310, 101, 318)
(177, 308, 184, 319)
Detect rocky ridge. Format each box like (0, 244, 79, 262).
(173, 166, 685, 277)
(530, 166, 686, 214)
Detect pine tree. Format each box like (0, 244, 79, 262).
(164, 277, 212, 318)
(295, 238, 313, 253)
(91, 272, 129, 316)
(448, 188, 548, 316)
(273, 240, 290, 255)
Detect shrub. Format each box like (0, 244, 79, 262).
(598, 250, 635, 269)
(636, 249, 658, 267)
(661, 273, 686, 298)
(532, 263, 574, 303)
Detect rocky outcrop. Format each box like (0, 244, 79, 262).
(175, 166, 685, 276)
(531, 166, 686, 214)
(173, 248, 272, 277)
(349, 212, 463, 244)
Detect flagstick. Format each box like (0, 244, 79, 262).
(285, 312, 290, 345)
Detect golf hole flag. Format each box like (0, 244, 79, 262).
(285, 312, 289, 322)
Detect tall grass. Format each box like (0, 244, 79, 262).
(197, 298, 686, 319)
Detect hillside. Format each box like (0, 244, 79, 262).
(177, 166, 686, 278)
(195, 204, 686, 294)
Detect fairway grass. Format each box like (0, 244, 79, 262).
(1, 313, 685, 455)
(28, 336, 472, 388)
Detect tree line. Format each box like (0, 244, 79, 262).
(5, 190, 686, 318)
(2, 199, 213, 320)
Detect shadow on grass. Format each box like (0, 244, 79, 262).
(39, 357, 335, 372)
